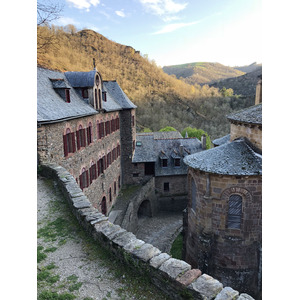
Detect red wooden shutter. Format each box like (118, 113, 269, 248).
(83, 129, 86, 147)
(63, 135, 68, 157)
(76, 131, 80, 150)
(79, 174, 83, 189)
(71, 132, 76, 153)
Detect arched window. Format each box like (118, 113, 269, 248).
(191, 178, 197, 211)
(63, 128, 75, 156)
(87, 122, 93, 145)
(101, 196, 107, 215)
(94, 89, 99, 110)
(109, 188, 112, 202)
(79, 168, 89, 190)
(76, 125, 86, 149)
(227, 194, 242, 229)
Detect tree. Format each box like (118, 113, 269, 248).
(159, 126, 177, 132)
(181, 127, 211, 149)
(37, 0, 63, 26)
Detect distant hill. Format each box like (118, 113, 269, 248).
(209, 67, 262, 97)
(162, 62, 245, 85)
(233, 62, 262, 73)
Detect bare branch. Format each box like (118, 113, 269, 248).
(37, 0, 64, 26)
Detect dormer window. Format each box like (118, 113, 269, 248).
(174, 158, 181, 167)
(162, 159, 168, 168)
(94, 89, 99, 110)
(102, 91, 107, 102)
(65, 89, 70, 103)
(82, 88, 88, 98)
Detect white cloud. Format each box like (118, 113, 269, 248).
(66, 0, 100, 11)
(139, 0, 187, 16)
(55, 16, 79, 26)
(115, 10, 126, 18)
(153, 20, 200, 34)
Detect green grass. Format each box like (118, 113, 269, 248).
(38, 290, 76, 300)
(37, 246, 47, 263)
(170, 232, 183, 259)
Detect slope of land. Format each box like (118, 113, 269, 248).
(162, 62, 245, 85)
(233, 62, 262, 73)
(37, 25, 255, 140)
(210, 67, 262, 97)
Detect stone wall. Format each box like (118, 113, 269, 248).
(120, 109, 136, 185)
(155, 175, 188, 212)
(39, 163, 254, 300)
(37, 111, 121, 213)
(230, 123, 262, 151)
(184, 169, 262, 298)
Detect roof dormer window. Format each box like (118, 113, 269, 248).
(65, 89, 71, 103)
(102, 91, 107, 102)
(82, 88, 88, 99)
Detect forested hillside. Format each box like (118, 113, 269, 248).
(162, 62, 245, 85)
(37, 25, 255, 140)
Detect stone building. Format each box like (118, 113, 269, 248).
(37, 66, 136, 215)
(131, 131, 205, 212)
(183, 101, 262, 298)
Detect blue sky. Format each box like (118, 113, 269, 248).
(52, 0, 262, 67)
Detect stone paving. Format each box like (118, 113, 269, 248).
(135, 212, 183, 253)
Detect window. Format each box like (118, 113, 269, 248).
(98, 89, 101, 109)
(96, 75, 100, 86)
(114, 181, 117, 195)
(97, 121, 100, 139)
(63, 128, 75, 156)
(132, 115, 135, 127)
(89, 163, 97, 183)
(79, 168, 89, 189)
(227, 194, 242, 229)
(162, 159, 168, 168)
(94, 89, 99, 110)
(109, 188, 112, 202)
(76, 125, 86, 149)
(118, 176, 121, 188)
(164, 182, 169, 192)
(87, 123, 92, 145)
(105, 121, 110, 136)
(100, 122, 105, 138)
(116, 117, 120, 130)
(65, 89, 70, 103)
(97, 157, 104, 176)
(102, 91, 107, 102)
(82, 88, 88, 98)
(133, 140, 135, 151)
(174, 158, 181, 167)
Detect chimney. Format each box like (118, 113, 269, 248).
(201, 135, 206, 150)
(179, 145, 183, 156)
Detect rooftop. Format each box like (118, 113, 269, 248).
(184, 137, 262, 176)
(212, 134, 230, 146)
(226, 103, 262, 125)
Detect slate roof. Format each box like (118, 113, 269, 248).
(212, 134, 230, 146)
(64, 70, 97, 87)
(227, 103, 262, 125)
(103, 81, 137, 110)
(153, 131, 182, 140)
(133, 132, 203, 176)
(184, 137, 262, 176)
(37, 67, 137, 123)
(37, 67, 98, 123)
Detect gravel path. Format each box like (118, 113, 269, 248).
(37, 176, 169, 300)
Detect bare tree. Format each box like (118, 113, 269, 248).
(37, 1, 64, 54)
(37, 0, 63, 26)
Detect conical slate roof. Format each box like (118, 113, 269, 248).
(184, 138, 262, 176)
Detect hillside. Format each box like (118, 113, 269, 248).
(210, 67, 262, 97)
(162, 62, 245, 85)
(37, 25, 254, 139)
(234, 62, 262, 73)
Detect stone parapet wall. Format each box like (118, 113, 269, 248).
(39, 163, 254, 300)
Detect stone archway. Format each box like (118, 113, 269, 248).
(137, 200, 152, 218)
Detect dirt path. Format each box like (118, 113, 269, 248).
(37, 176, 169, 300)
